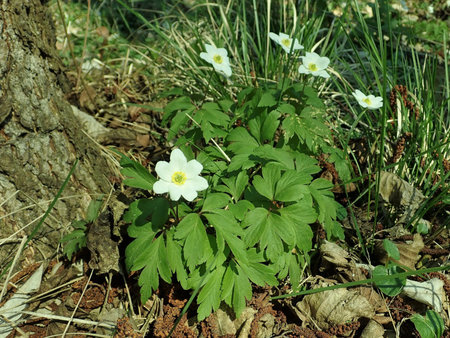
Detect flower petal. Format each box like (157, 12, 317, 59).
(200, 52, 212, 64)
(170, 149, 187, 171)
(155, 161, 172, 181)
(190, 176, 209, 191)
(185, 159, 203, 176)
(298, 64, 309, 74)
(269, 32, 279, 43)
(168, 184, 182, 201)
(315, 70, 330, 78)
(180, 186, 198, 202)
(153, 180, 170, 194)
(316, 56, 330, 69)
(205, 44, 216, 54)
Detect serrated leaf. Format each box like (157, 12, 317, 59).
(275, 170, 310, 202)
(221, 171, 249, 200)
(229, 200, 254, 220)
(202, 193, 230, 212)
(124, 198, 168, 231)
(175, 213, 212, 269)
(166, 230, 188, 289)
(233, 265, 253, 317)
(227, 127, 259, 155)
(253, 145, 295, 170)
(258, 92, 277, 107)
(113, 150, 156, 190)
(252, 164, 281, 200)
(205, 210, 247, 263)
(261, 109, 280, 141)
(131, 235, 171, 303)
(197, 265, 226, 321)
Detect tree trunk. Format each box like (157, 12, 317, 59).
(0, 0, 113, 265)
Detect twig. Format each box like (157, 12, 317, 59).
(0, 236, 27, 303)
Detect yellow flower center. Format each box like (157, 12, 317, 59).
(213, 54, 223, 64)
(363, 98, 372, 105)
(281, 38, 291, 48)
(171, 171, 187, 186)
(307, 63, 318, 71)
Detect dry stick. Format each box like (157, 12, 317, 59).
(0, 313, 27, 336)
(0, 190, 19, 208)
(0, 236, 27, 303)
(20, 310, 116, 329)
(61, 269, 94, 337)
(0, 213, 44, 246)
(28, 276, 85, 303)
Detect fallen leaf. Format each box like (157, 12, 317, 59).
(379, 171, 425, 223)
(377, 233, 424, 269)
(296, 286, 375, 330)
(402, 278, 446, 312)
(0, 265, 44, 337)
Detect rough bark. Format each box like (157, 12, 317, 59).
(0, 0, 113, 265)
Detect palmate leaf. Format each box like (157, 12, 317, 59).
(114, 150, 156, 190)
(252, 164, 281, 201)
(127, 230, 172, 303)
(243, 208, 295, 262)
(197, 264, 226, 321)
(166, 229, 188, 290)
(279, 200, 316, 252)
(309, 178, 345, 240)
(204, 209, 248, 264)
(281, 106, 331, 151)
(175, 213, 213, 270)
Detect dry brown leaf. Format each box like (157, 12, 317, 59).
(378, 233, 424, 269)
(296, 287, 375, 330)
(379, 171, 425, 223)
(79, 85, 97, 111)
(361, 319, 385, 338)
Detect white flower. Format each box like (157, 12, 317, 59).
(298, 52, 330, 78)
(269, 32, 304, 54)
(199, 44, 232, 77)
(153, 149, 208, 201)
(352, 89, 383, 110)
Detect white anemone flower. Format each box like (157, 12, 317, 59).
(269, 32, 304, 53)
(352, 90, 383, 110)
(298, 52, 330, 78)
(153, 149, 208, 202)
(199, 44, 232, 77)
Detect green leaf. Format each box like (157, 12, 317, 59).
(175, 213, 212, 269)
(227, 127, 259, 155)
(252, 164, 281, 200)
(205, 210, 247, 263)
(197, 265, 226, 321)
(128, 234, 171, 303)
(253, 146, 295, 170)
(202, 193, 230, 213)
(279, 201, 316, 251)
(275, 170, 310, 202)
(113, 150, 156, 190)
(233, 264, 253, 317)
(373, 264, 406, 296)
(383, 239, 400, 260)
(124, 198, 168, 230)
(410, 310, 445, 338)
(60, 221, 87, 260)
(258, 92, 277, 107)
(229, 200, 254, 220)
(238, 249, 277, 286)
(166, 230, 188, 289)
(243, 208, 294, 262)
(221, 171, 249, 200)
(261, 110, 281, 141)
(86, 196, 104, 222)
